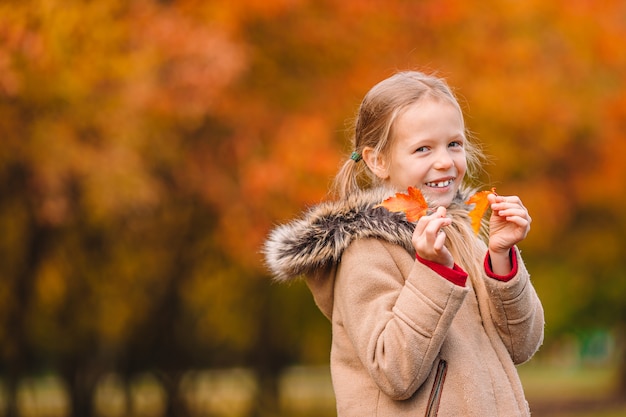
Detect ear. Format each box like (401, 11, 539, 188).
(362, 146, 389, 180)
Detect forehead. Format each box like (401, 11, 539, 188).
(393, 97, 465, 136)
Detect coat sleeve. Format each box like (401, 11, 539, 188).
(333, 238, 469, 400)
(482, 247, 545, 364)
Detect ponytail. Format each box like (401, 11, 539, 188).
(445, 207, 485, 281)
(331, 154, 368, 200)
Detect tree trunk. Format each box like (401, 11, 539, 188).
(252, 369, 280, 417)
(249, 282, 284, 417)
(3, 376, 20, 417)
(156, 370, 191, 417)
(65, 365, 101, 417)
(3, 205, 55, 417)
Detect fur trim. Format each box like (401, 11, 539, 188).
(263, 187, 478, 282)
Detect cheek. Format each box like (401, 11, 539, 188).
(457, 164, 468, 182)
(455, 155, 468, 175)
(405, 167, 430, 187)
(414, 166, 430, 181)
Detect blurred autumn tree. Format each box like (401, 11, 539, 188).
(1, 0, 626, 416)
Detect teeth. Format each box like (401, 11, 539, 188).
(426, 180, 453, 188)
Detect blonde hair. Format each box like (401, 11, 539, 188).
(446, 206, 486, 281)
(332, 71, 484, 199)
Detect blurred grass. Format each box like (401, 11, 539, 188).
(1, 363, 624, 417)
(519, 362, 626, 417)
(520, 363, 617, 403)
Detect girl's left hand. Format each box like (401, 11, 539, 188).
(487, 193, 532, 255)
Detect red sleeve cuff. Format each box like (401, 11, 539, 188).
(484, 248, 518, 282)
(416, 253, 468, 287)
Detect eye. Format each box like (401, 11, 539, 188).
(415, 146, 429, 153)
(449, 140, 464, 148)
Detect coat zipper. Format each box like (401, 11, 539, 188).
(424, 359, 448, 417)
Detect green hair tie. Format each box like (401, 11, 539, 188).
(350, 151, 362, 162)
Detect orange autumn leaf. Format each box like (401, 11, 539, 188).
(466, 187, 497, 234)
(376, 187, 429, 222)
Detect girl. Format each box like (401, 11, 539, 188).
(263, 71, 544, 417)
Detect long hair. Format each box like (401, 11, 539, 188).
(445, 202, 487, 282)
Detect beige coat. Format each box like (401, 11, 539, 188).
(264, 187, 544, 417)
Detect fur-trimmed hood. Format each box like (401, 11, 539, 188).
(263, 186, 477, 283)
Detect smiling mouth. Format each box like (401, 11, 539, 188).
(425, 179, 454, 188)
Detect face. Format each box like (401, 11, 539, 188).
(369, 98, 467, 207)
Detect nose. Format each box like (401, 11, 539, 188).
(433, 149, 454, 170)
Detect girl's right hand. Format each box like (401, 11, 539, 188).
(412, 206, 454, 268)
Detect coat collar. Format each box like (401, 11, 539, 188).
(263, 186, 476, 282)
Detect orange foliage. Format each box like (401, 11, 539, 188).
(1, 0, 626, 393)
(376, 187, 429, 222)
(465, 188, 496, 234)
(378, 187, 496, 234)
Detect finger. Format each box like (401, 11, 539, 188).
(414, 220, 450, 257)
(491, 198, 529, 214)
(433, 229, 447, 250)
(414, 215, 430, 235)
(503, 215, 531, 229)
(487, 193, 501, 204)
(492, 195, 526, 211)
(493, 207, 527, 219)
(424, 218, 452, 240)
(435, 206, 447, 217)
(415, 207, 449, 234)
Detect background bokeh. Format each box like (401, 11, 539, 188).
(1, 0, 625, 416)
